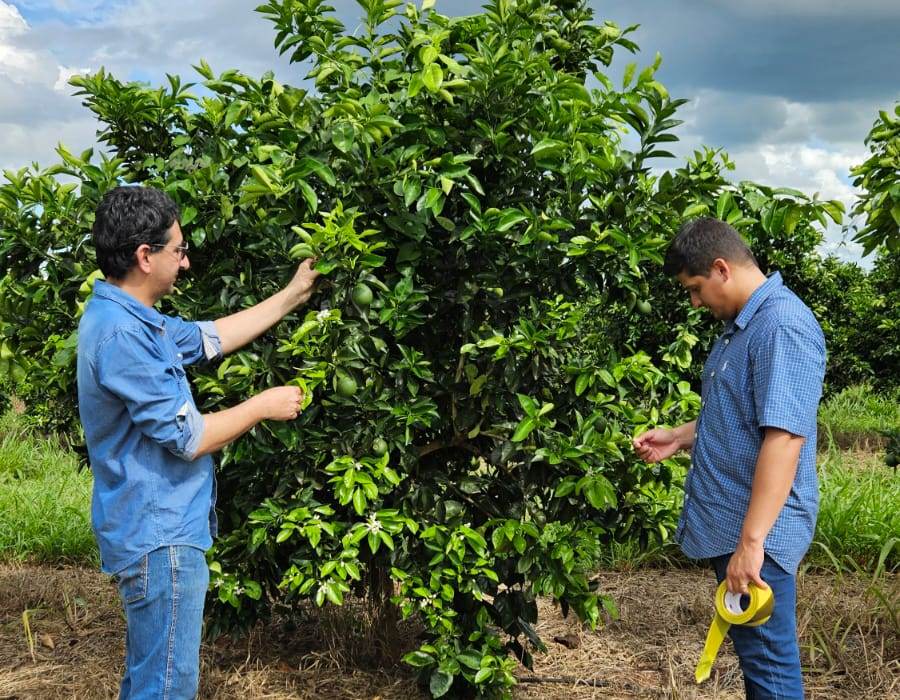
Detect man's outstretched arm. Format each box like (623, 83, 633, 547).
(215, 258, 319, 355)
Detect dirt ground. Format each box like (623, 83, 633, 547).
(0, 563, 896, 699)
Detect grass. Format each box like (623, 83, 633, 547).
(818, 384, 900, 445)
(0, 411, 98, 566)
(807, 448, 899, 574)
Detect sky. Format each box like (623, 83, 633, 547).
(1, 0, 898, 264)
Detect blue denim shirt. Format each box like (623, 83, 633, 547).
(676, 272, 825, 574)
(76, 280, 222, 574)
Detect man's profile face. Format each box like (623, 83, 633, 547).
(150, 221, 190, 295)
(677, 260, 733, 320)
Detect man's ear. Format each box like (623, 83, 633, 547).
(135, 244, 153, 274)
(710, 257, 731, 282)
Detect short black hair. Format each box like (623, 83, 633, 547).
(664, 217, 757, 277)
(93, 186, 180, 279)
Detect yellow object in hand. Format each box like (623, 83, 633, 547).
(695, 580, 774, 683)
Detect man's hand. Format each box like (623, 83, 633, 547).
(726, 540, 768, 595)
(287, 258, 320, 306)
(633, 427, 681, 463)
(255, 386, 305, 421)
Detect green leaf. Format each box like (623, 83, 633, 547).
(429, 669, 453, 698)
(352, 489, 367, 515)
(516, 393, 537, 416)
(575, 372, 591, 396)
(332, 123, 355, 153)
(457, 651, 481, 670)
(403, 178, 421, 208)
(423, 63, 444, 93)
(295, 178, 318, 213)
(404, 650, 434, 668)
(716, 192, 733, 220)
(682, 202, 708, 218)
(511, 417, 537, 443)
(474, 667, 493, 684)
(419, 45, 438, 65)
(530, 138, 566, 159)
(496, 209, 528, 232)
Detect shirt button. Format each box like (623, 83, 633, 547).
(711, 370, 716, 377)
(177, 353, 182, 359)
(724, 339, 730, 345)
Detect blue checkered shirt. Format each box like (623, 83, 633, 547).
(676, 272, 825, 574)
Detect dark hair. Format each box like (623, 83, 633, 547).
(663, 217, 758, 277)
(93, 186, 180, 279)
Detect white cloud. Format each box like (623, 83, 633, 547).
(0, 116, 98, 170)
(0, 1, 42, 82)
(0, 1, 98, 169)
(54, 63, 89, 91)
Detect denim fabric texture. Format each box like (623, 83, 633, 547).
(76, 279, 223, 574)
(711, 554, 803, 699)
(676, 272, 826, 574)
(116, 545, 209, 700)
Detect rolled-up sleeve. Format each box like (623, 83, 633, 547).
(167, 316, 223, 365)
(97, 328, 204, 460)
(751, 322, 825, 439)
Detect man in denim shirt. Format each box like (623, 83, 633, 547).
(77, 186, 320, 699)
(634, 218, 825, 699)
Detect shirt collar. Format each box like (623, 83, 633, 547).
(733, 271, 782, 331)
(92, 279, 166, 331)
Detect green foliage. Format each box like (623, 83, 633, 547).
(860, 252, 900, 389)
(0, 412, 97, 565)
(0, 148, 121, 434)
(851, 103, 900, 255)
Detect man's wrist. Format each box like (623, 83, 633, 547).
(675, 422, 695, 450)
(738, 532, 765, 548)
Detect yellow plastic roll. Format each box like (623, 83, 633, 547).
(694, 580, 775, 683)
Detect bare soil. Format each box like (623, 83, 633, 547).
(1, 563, 896, 699)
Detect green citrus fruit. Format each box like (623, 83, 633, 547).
(636, 299, 652, 315)
(372, 438, 389, 456)
(336, 375, 358, 398)
(886, 453, 898, 467)
(351, 283, 373, 308)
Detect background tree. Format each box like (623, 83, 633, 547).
(851, 103, 900, 255)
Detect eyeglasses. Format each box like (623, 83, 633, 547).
(148, 241, 190, 260)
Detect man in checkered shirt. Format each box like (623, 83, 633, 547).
(634, 217, 825, 699)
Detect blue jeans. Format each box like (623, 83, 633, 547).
(711, 554, 804, 699)
(114, 545, 209, 700)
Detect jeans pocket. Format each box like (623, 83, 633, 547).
(115, 554, 149, 604)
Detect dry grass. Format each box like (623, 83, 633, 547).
(0, 564, 896, 700)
